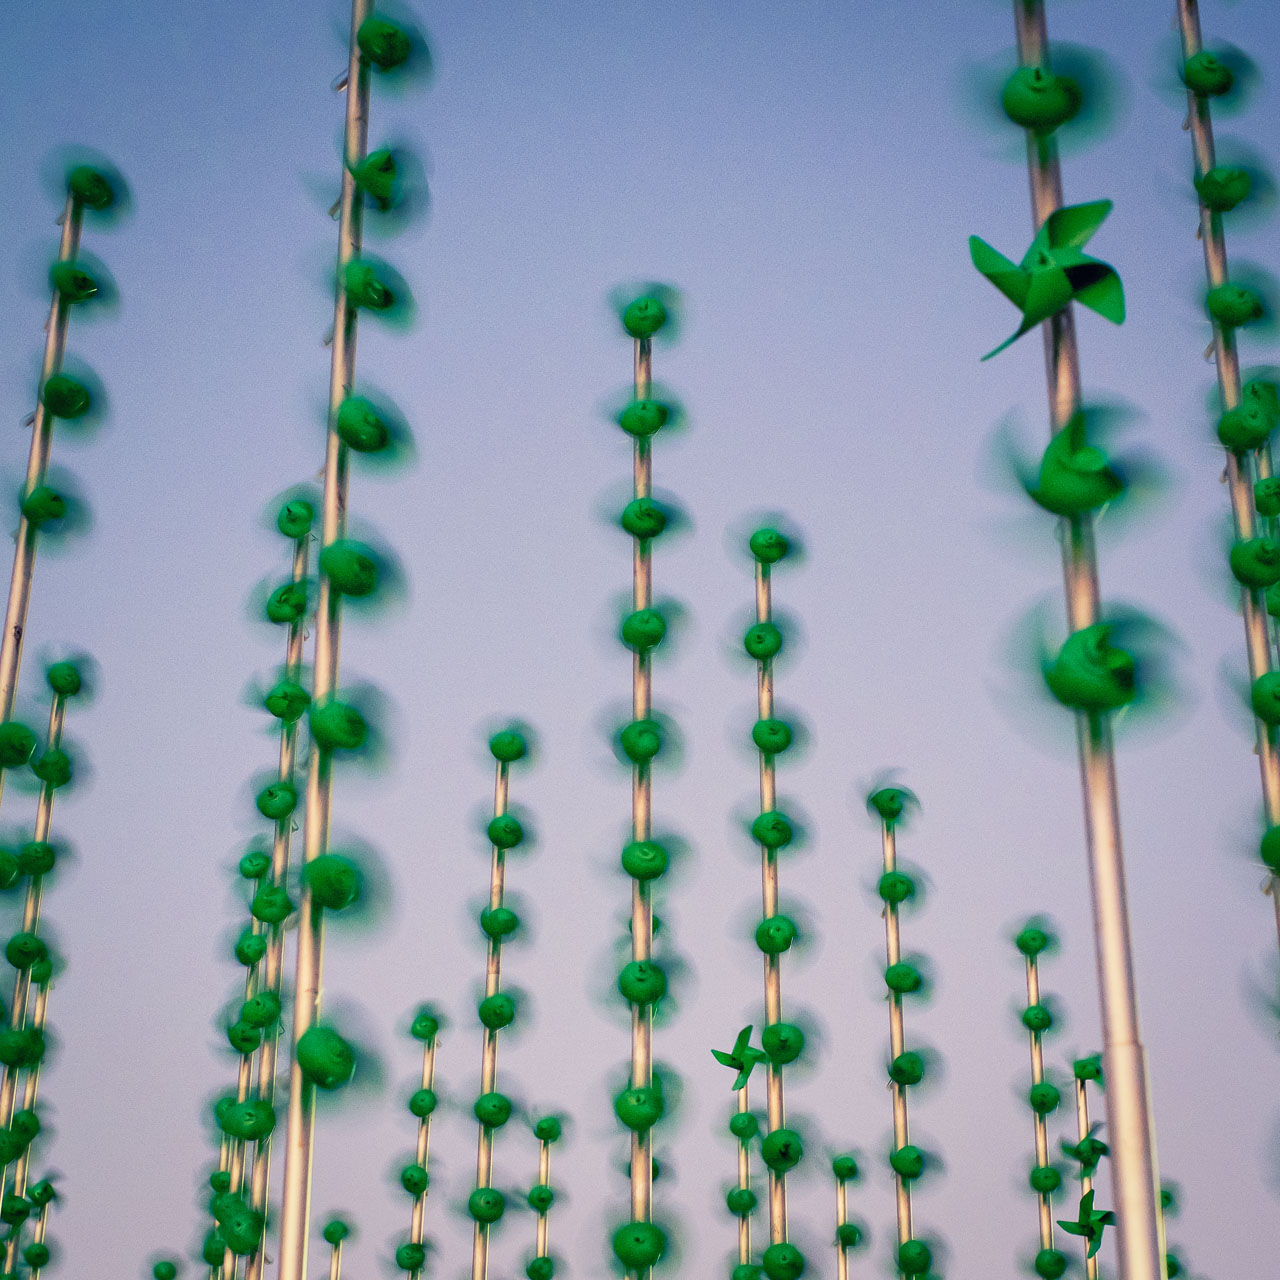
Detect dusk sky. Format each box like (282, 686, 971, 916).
(1, 1, 1279, 1276)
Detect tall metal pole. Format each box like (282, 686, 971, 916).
(472, 757, 510, 1280)
(753, 561, 789, 1245)
(1024, 956, 1054, 1252)
(0, 194, 81, 790)
(736, 1084, 752, 1270)
(1076, 1074, 1100, 1280)
(407, 1034, 438, 1271)
(629, 335, 655, 1264)
(1171, 0, 1280, 957)
(880, 820, 913, 1253)
(244, 533, 309, 1280)
(1011, 6, 1164, 1277)
(0, 691, 65, 1150)
(276, 2, 371, 1276)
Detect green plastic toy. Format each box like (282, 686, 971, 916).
(970, 200, 1125, 360)
(622, 295, 669, 339)
(46, 660, 84, 697)
(755, 914, 797, 955)
(1043, 624, 1136, 712)
(68, 164, 117, 210)
(1196, 166, 1252, 213)
(1057, 1188, 1115, 1258)
(1181, 51, 1234, 98)
(295, 1025, 356, 1089)
(1206, 282, 1265, 330)
(277, 498, 315, 540)
(621, 840, 669, 880)
(761, 1128, 803, 1172)
(335, 397, 392, 453)
(621, 608, 667, 652)
(1025, 412, 1124, 516)
(711, 1025, 766, 1091)
(749, 527, 790, 564)
(619, 718, 663, 764)
(40, 373, 92, 419)
(304, 853, 362, 910)
(256, 781, 297, 821)
(618, 960, 667, 1006)
(357, 15, 413, 70)
(761, 1242, 805, 1280)
(611, 1221, 667, 1268)
(1001, 65, 1082, 133)
(309, 699, 369, 752)
(751, 719, 793, 755)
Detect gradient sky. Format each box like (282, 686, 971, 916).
(1, 1, 1279, 1276)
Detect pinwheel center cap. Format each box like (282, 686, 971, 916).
(622, 297, 669, 339)
(1001, 66, 1082, 133)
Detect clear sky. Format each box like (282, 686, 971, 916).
(1, 1, 1279, 1276)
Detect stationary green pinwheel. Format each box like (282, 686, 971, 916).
(970, 199, 1125, 359)
(711, 1026, 766, 1092)
(1057, 1188, 1114, 1258)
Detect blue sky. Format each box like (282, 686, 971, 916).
(1, 1, 1279, 1275)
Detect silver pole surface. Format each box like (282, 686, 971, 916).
(471, 760, 510, 1280)
(0, 693, 64, 1157)
(629, 336, 655, 1266)
(1171, 0, 1280, 958)
(1076, 1076, 1099, 1280)
(1024, 957, 1054, 1251)
(535, 1134, 552, 1263)
(754, 562, 789, 1245)
(243, 534, 309, 1280)
(880, 820, 912, 1251)
(1011, 5, 1165, 1278)
(407, 1034, 438, 1275)
(276, 1, 372, 1276)
(736, 1084, 752, 1269)
(0, 194, 82, 801)
(834, 1177, 849, 1280)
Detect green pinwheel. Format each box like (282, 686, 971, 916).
(1057, 1188, 1115, 1258)
(711, 1025, 766, 1091)
(1024, 410, 1124, 517)
(1060, 1124, 1109, 1178)
(970, 199, 1125, 360)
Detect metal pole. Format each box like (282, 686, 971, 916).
(1024, 957, 1054, 1252)
(276, 1, 372, 1276)
(535, 1133, 552, 1263)
(1011, 6, 1165, 1278)
(754, 562, 789, 1245)
(471, 759, 509, 1280)
(2, 978, 48, 1271)
(243, 534, 309, 1280)
(880, 820, 912, 1251)
(835, 1177, 849, 1280)
(0, 194, 82, 801)
(1076, 1077, 1099, 1280)
(736, 1085, 752, 1270)
(0, 692, 64, 1154)
(629, 336, 654, 1266)
(407, 1035, 438, 1276)
(1172, 0, 1280, 959)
